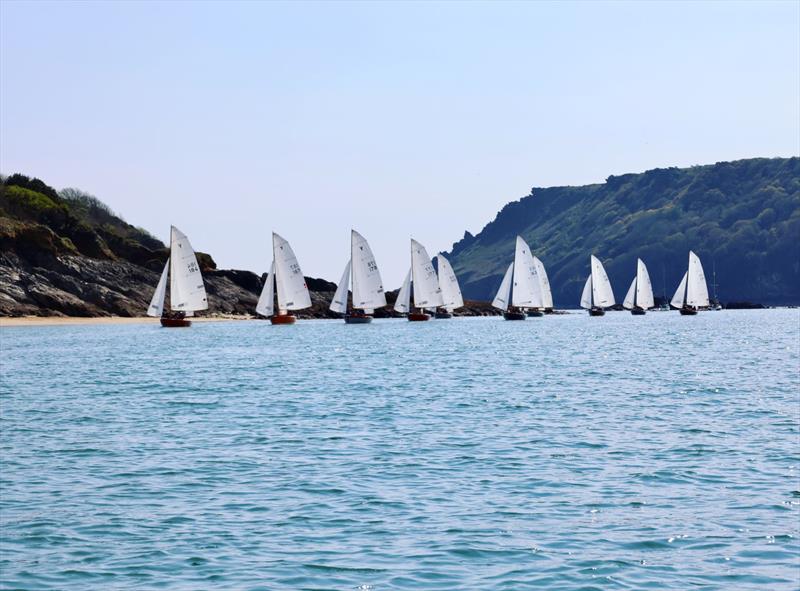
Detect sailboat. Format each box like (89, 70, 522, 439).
(491, 236, 544, 320)
(329, 230, 386, 324)
(255, 233, 312, 324)
(528, 256, 552, 317)
(146, 225, 208, 327)
(433, 254, 464, 319)
(580, 255, 615, 316)
(393, 239, 443, 321)
(670, 250, 709, 315)
(622, 258, 654, 315)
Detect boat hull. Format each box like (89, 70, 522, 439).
(408, 312, 431, 322)
(434, 310, 453, 319)
(631, 307, 646, 315)
(344, 314, 372, 324)
(270, 314, 296, 325)
(544, 308, 554, 315)
(527, 309, 544, 317)
(589, 307, 605, 316)
(503, 311, 526, 321)
(160, 317, 192, 328)
(679, 307, 698, 316)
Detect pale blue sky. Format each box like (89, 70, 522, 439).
(2, 1, 798, 284)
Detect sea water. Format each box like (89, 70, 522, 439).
(1, 309, 798, 590)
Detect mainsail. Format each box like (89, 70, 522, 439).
(533, 256, 553, 309)
(273, 233, 311, 313)
(436, 254, 464, 312)
(511, 236, 542, 308)
(410, 239, 443, 309)
(492, 262, 514, 311)
(590, 255, 614, 308)
(686, 251, 709, 307)
(351, 230, 386, 310)
(169, 226, 208, 312)
(636, 258, 655, 309)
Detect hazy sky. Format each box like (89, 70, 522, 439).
(2, 1, 798, 285)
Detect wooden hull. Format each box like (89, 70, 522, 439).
(434, 310, 453, 319)
(160, 317, 192, 328)
(544, 308, 554, 315)
(344, 314, 372, 324)
(408, 312, 431, 322)
(589, 307, 605, 316)
(527, 309, 544, 317)
(503, 311, 526, 321)
(270, 314, 296, 325)
(679, 307, 698, 316)
(631, 307, 646, 315)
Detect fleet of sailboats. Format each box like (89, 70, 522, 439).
(329, 230, 386, 324)
(147, 227, 718, 325)
(146, 225, 208, 327)
(670, 250, 710, 315)
(255, 233, 312, 324)
(622, 258, 655, 315)
(580, 255, 615, 316)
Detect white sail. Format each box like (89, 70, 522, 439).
(394, 269, 412, 313)
(273, 233, 312, 312)
(351, 230, 386, 311)
(533, 256, 553, 309)
(686, 251, 710, 308)
(169, 226, 208, 312)
(410, 239, 443, 309)
(636, 258, 655, 309)
(580, 274, 593, 309)
(147, 259, 169, 317)
(590, 255, 615, 308)
(329, 260, 351, 314)
(492, 262, 514, 311)
(671, 272, 688, 309)
(622, 276, 637, 310)
(255, 261, 276, 317)
(511, 236, 543, 308)
(436, 254, 464, 312)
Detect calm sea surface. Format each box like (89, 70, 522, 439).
(1, 310, 799, 590)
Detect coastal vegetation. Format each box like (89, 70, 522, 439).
(446, 157, 800, 306)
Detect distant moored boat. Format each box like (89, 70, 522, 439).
(329, 230, 386, 324)
(623, 258, 655, 315)
(580, 255, 615, 316)
(255, 233, 312, 324)
(146, 225, 208, 327)
(671, 251, 709, 315)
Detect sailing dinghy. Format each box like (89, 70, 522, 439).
(580, 255, 615, 316)
(491, 236, 544, 320)
(532, 256, 554, 314)
(670, 251, 709, 315)
(329, 230, 386, 324)
(434, 254, 464, 319)
(393, 239, 443, 321)
(147, 225, 208, 327)
(622, 258, 654, 315)
(255, 233, 312, 324)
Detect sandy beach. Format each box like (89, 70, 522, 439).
(0, 315, 254, 328)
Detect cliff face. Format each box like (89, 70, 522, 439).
(446, 158, 800, 306)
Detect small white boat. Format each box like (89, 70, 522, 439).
(580, 255, 615, 316)
(622, 258, 655, 315)
(434, 254, 464, 318)
(329, 230, 386, 324)
(671, 251, 709, 315)
(147, 225, 208, 327)
(256, 233, 312, 324)
(492, 236, 544, 320)
(532, 256, 554, 314)
(393, 239, 443, 321)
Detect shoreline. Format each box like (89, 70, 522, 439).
(0, 314, 254, 327)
